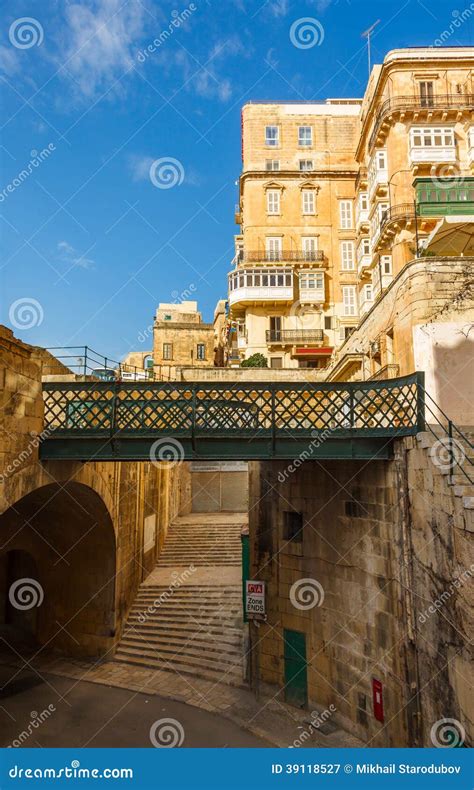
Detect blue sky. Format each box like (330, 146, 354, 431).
(1, 0, 473, 361)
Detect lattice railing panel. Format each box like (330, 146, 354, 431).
(42, 374, 423, 442)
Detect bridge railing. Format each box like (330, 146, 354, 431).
(42, 373, 424, 441)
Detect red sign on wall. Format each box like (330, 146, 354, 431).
(295, 347, 333, 355)
(372, 678, 384, 723)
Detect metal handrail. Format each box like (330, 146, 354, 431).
(238, 250, 325, 263)
(368, 93, 474, 150)
(44, 346, 155, 382)
(266, 329, 324, 343)
(379, 203, 416, 234)
(422, 386, 473, 485)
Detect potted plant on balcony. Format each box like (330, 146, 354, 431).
(241, 353, 268, 368)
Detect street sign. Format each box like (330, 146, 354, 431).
(245, 580, 266, 619)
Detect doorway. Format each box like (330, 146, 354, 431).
(284, 628, 308, 707)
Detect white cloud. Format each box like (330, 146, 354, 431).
(173, 35, 245, 103)
(57, 240, 95, 269)
(57, 0, 150, 100)
(0, 45, 21, 76)
(268, 0, 289, 17)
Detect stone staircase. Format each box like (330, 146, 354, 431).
(416, 426, 474, 510)
(113, 513, 246, 687)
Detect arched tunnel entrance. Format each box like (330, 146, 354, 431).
(0, 483, 116, 658)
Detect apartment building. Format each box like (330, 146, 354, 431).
(355, 47, 474, 315)
(153, 301, 214, 374)
(228, 100, 362, 368)
(228, 47, 474, 368)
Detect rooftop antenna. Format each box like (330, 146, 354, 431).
(362, 19, 380, 76)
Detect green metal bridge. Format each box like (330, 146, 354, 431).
(40, 373, 425, 461)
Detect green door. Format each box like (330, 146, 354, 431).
(284, 629, 308, 708)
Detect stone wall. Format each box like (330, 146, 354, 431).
(247, 439, 473, 746)
(0, 326, 190, 657)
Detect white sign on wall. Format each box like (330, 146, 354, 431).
(245, 580, 266, 619)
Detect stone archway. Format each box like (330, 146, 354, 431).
(0, 482, 116, 658)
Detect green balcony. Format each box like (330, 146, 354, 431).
(414, 177, 474, 217)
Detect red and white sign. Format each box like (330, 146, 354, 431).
(372, 678, 384, 723)
(295, 347, 333, 355)
(245, 580, 266, 618)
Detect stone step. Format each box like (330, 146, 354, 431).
(114, 645, 243, 677)
(119, 635, 243, 662)
(113, 653, 244, 686)
(124, 621, 243, 644)
(157, 561, 241, 567)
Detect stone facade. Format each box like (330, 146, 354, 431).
(247, 439, 473, 746)
(153, 300, 215, 376)
(326, 257, 474, 425)
(228, 47, 474, 369)
(0, 326, 191, 657)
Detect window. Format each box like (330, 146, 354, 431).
(143, 354, 153, 370)
(324, 315, 335, 330)
(360, 193, 369, 211)
(342, 285, 357, 316)
(381, 255, 392, 275)
(267, 189, 280, 214)
(265, 125, 279, 146)
(300, 272, 324, 290)
(410, 127, 455, 148)
(364, 284, 373, 301)
(266, 237, 282, 260)
(283, 511, 303, 541)
(419, 81, 434, 107)
(302, 189, 316, 215)
(163, 343, 173, 360)
(299, 159, 314, 171)
(265, 159, 280, 171)
(302, 236, 318, 260)
(270, 357, 283, 369)
(196, 343, 206, 360)
(298, 126, 312, 147)
(164, 314, 172, 321)
(368, 150, 388, 192)
(269, 316, 282, 341)
(340, 241, 355, 270)
(362, 238, 370, 255)
(339, 200, 353, 229)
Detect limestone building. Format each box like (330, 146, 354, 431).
(228, 47, 474, 368)
(153, 301, 214, 376)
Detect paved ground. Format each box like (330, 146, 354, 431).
(0, 664, 269, 748)
(0, 646, 362, 748)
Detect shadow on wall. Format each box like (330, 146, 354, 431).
(0, 482, 116, 658)
(414, 323, 474, 425)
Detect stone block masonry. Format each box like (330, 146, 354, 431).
(248, 439, 473, 747)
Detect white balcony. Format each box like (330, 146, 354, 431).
(299, 287, 325, 304)
(468, 146, 474, 166)
(357, 253, 372, 274)
(356, 207, 369, 227)
(228, 267, 293, 308)
(368, 168, 388, 201)
(409, 145, 457, 165)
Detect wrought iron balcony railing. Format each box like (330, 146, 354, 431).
(368, 93, 474, 151)
(237, 250, 325, 264)
(266, 329, 324, 343)
(379, 203, 416, 235)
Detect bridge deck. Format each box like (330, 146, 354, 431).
(40, 373, 424, 461)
